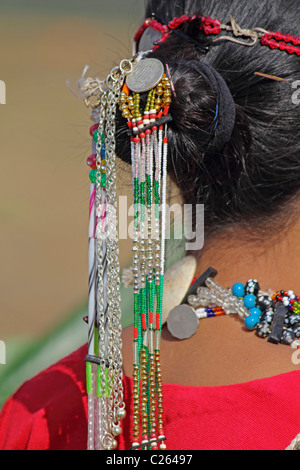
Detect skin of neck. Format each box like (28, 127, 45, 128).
(194, 211, 300, 293)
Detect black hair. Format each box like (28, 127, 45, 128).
(116, 0, 300, 243)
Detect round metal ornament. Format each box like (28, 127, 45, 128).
(126, 58, 164, 93)
(167, 304, 199, 340)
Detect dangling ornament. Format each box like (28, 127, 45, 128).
(118, 58, 172, 450)
(81, 56, 173, 450)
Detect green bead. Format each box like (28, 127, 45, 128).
(96, 365, 102, 398)
(93, 130, 99, 143)
(101, 173, 106, 187)
(89, 169, 97, 183)
(293, 301, 300, 315)
(86, 362, 93, 394)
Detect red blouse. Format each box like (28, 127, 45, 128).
(0, 343, 299, 450)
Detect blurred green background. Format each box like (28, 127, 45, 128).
(0, 0, 147, 408)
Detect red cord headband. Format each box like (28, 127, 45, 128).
(134, 14, 300, 55)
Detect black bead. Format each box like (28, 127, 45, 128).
(288, 314, 300, 327)
(292, 326, 300, 338)
(256, 294, 273, 313)
(261, 307, 274, 324)
(256, 322, 271, 338)
(245, 279, 260, 296)
(281, 328, 296, 345)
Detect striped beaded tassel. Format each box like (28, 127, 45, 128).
(130, 121, 168, 451)
(117, 65, 171, 450)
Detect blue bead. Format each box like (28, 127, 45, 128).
(232, 282, 245, 298)
(249, 307, 262, 318)
(245, 315, 260, 330)
(244, 294, 256, 309)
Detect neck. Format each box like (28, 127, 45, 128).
(195, 214, 300, 293)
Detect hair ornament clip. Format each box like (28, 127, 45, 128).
(134, 13, 300, 56)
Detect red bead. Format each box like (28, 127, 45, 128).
(263, 32, 273, 40)
(287, 45, 294, 53)
(269, 40, 279, 49)
(279, 42, 286, 50)
(212, 26, 221, 35)
(133, 136, 141, 143)
(89, 123, 99, 137)
(145, 129, 152, 134)
(140, 132, 145, 139)
(151, 126, 157, 131)
(86, 154, 97, 169)
(274, 32, 283, 41)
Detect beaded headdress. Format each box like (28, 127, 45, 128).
(79, 13, 300, 451)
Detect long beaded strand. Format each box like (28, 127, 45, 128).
(118, 68, 171, 450)
(83, 59, 134, 451)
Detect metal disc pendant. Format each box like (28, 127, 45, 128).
(167, 305, 199, 340)
(126, 58, 164, 93)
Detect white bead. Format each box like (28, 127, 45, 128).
(283, 298, 290, 306)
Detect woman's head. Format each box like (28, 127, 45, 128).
(116, 0, 300, 242)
